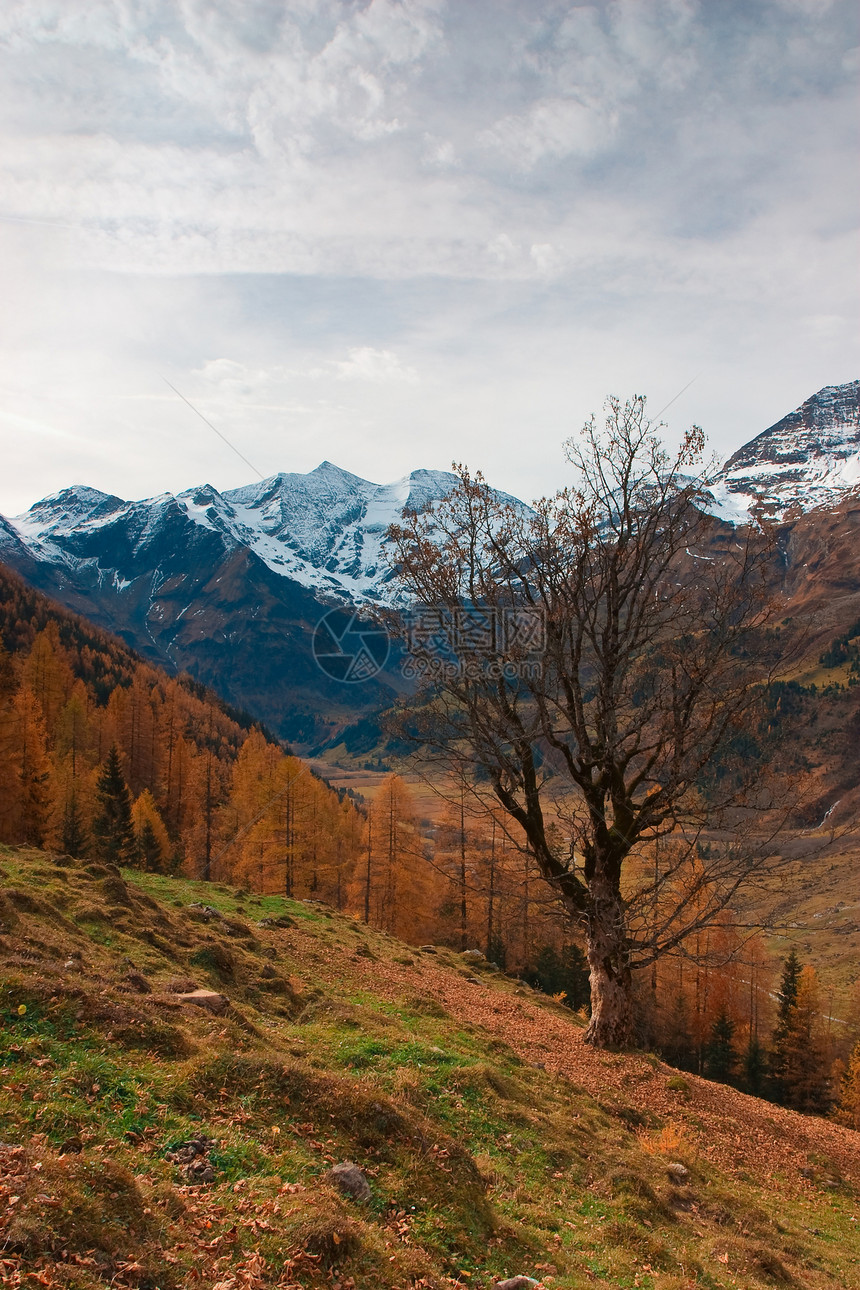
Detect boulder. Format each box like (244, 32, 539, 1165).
(175, 988, 229, 1015)
(666, 1161, 689, 1184)
(492, 1279, 540, 1290)
(327, 1161, 371, 1203)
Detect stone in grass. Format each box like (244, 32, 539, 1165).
(166, 1135, 219, 1183)
(327, 1161, 371, 1203)
(666, 1161, 689, 1184)
(166, 1136, 218, 1165)
(492, 1278, 540, 1290)
(186, 1158, 216, 1183)
(175, 988, 229, 1015)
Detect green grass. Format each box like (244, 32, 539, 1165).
(0, 844, 858, 1289)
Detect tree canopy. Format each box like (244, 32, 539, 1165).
(389, 395, 792, 1047)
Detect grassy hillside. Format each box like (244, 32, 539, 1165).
(1, 846, 859, 1290)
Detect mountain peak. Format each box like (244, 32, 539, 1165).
(709, 380, 860, 521)
(310, 460, 376, 485)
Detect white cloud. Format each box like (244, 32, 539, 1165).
(479, 96, 615, 168)
(0, 1, 857, 514)
(331, 347, 418, 383)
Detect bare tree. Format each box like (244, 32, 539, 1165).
(388, 395, 792, 1049)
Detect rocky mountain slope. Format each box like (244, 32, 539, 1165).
(2, 462, 495, 610)
(0, 464, 512, 740)
(707, 381, 860, 522)
(1, 382, 858, 740)
(1, 845, 858, 1289)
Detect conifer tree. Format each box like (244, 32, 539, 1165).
(781, 966, 832, 1113)
(61, 788, 88, 858)
(92, 745, 134, 864)
(705, 1010, 736, 1084)
(138, 819, 163, 870)
(131, 789, 170, 872)
(771, 958, 831, 1112)
(770, 949, 802, 1102)
(0, 643, 15, 699)
(834, 1040, 860, 1131)
(523, 943, 590, 1010)
(743, 1037, 767, 1097)
(0, 684, 52, 846)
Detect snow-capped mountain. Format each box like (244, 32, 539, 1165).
(0, 463, 511, 740)
(2, 380, 858, 741)
(5, 381, 858, 616)
(4, 462, 485, 607)
(707, 381, 860, 522)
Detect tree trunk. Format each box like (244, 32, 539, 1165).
(583, 880, 634, 1048)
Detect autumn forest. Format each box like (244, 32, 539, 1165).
(1, 562, 858, 1127)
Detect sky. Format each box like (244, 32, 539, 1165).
(0, 0, 858, 515)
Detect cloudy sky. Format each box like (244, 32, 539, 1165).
(0, 0, 857, 514)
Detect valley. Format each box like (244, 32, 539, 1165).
(1, 381, 860, 1286)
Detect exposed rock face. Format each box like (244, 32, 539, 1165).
(709, 381, 860, 521)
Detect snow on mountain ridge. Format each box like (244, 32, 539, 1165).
(707, 381, 860, 521)
(7, 463, 472, 604)
(6, 383, 859, 608)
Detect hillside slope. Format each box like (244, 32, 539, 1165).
(1, 847, 858, 1290)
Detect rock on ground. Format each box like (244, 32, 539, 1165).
(175, 988, 229, 1015)
(327, 1161, 371, 1202)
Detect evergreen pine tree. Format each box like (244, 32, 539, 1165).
(705, 1010, 736, 1084)
(61, 788, 88, 858)
(92, 745, 134, 863)
(743, 1036, 767, 1097)
(779, 966, 832, 1114)
(486, 933, 507, 970)
(770, 949, 802, 1102)
(138, 818, 163, 871)
(524, 944, 589, 1008)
